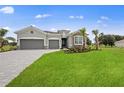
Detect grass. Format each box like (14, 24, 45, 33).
(7, 48, 124, 87)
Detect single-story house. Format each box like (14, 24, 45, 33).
(15, 25, 83, 49)
(115, 39, 124, 47)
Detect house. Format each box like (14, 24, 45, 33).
(15, 25, 83, 49)
(115, 39, 124, 47)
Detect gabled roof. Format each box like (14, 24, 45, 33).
(14, 25, 71, 36)
(68, 30, 79, 36)
(58, 30, 70, 33)
(14, 25, 46, 34)
(69, 30, 89, 36)
(44, 31, 59, 34)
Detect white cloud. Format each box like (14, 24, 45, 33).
(69, 16, 75, 19)
(65, 28, 71, 30)
(50, 28, 57, 32)
(76, 16, 84, 19)
(97, 20, 102, 24)
(69, 15, 84, 19)
(35, 15, 42, 18)
(102, 24, 108, 27)
(100, 16, 109, 20)
(96, 16, 109, 27)
(0, 6, 14, 14)
(35, 14, 51, 19)
(2, 26, 11, 30)
(30, 24, 36, 27)
(97, 16, 109, 24)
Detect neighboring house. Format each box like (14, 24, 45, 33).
(115, 39, 124, 47)
(15, 25, 83, 49)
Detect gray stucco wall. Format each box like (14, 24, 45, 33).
(46, 34, 62, 49)
(67, 33, 83, 48)
(67, 36, 73, 48)
(17, 30, 46, 48)
(16, 26, 62, 49)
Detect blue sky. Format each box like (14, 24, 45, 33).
(0, 5, 124, 41)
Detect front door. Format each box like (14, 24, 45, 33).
(62, 38, 67, 48)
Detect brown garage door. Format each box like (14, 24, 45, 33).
(49, 40, 59, 49)
(20, 39, 44, 49)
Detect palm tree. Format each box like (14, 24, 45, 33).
(80, 28, 87, 49)
(99, 32, 104, 45)
(0, 28, 8, 48)
(6, 37, 16, 46)
(92, 29, 99, 50)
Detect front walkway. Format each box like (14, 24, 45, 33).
(0, 49, 59, 87)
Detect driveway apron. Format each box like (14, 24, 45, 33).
(0, 49, 58, 87)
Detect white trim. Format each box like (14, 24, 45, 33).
(48, 38, 60, 40)
(19, 37, 45, 39)
(74, 36, 83, 45)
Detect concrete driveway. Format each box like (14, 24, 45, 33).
(0, 49, 59, 87)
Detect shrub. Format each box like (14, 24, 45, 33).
(9, 42, 17, 46)
(64, 46, 91, 54)
(0, 45, 17, 52)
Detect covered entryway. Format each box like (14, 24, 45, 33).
(20, 39, 44, 49)
(62, 38, 67, 48)
(49, 40, 59, 49)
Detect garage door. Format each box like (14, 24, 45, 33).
(49, 40, 59, 49)
(20, 39, 44, 49)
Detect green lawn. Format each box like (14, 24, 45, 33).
(7, 48, 124, 87)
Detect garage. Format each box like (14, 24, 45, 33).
(49, 40, 59, 49)
(20, 39, 44, 49)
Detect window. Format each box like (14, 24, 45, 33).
(30, 31, 34, 34)
(74, 36, 83, 45)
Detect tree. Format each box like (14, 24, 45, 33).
(99, 35, 116, 47)
(114, 35, 124, 41)
(80, 28, 87, 49)
(6, 37, 16, 42)
(107, 35, 115, 47)
(87, 37, 92, 45)
(99, 32, 104, 45)
(0, 28, 8, 48)
(103, 35, 115, 47)
(0, 28, 8, 37)
(6, 37, 16, 46)
(92, 29, 99, 50)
